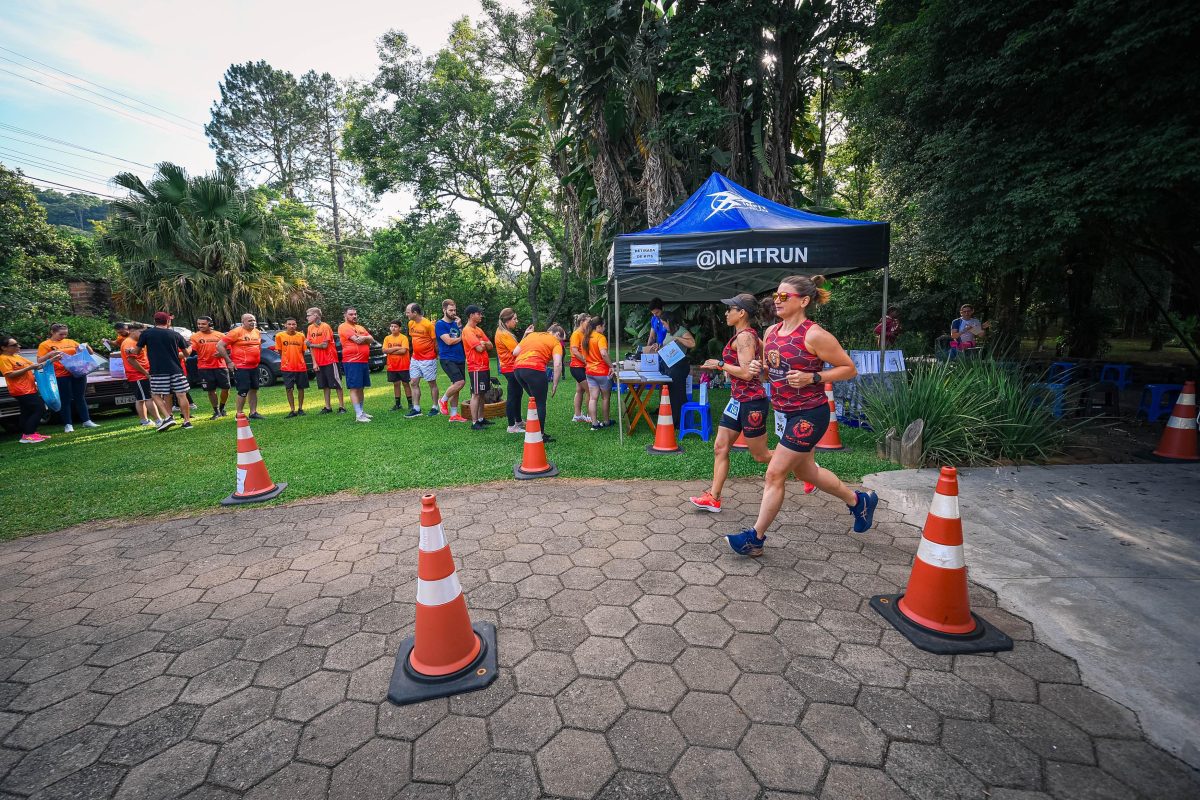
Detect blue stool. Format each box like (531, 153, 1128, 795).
(679, 382, 711, 442)
(1136, 384, 1182, 422)
(1048, 362, 1076, 383)
(1099, 363, 1132, 391)
(1032, 382, 1068, 418)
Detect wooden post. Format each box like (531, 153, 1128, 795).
(884, 427, 899, 463)
(878, 427, 894, 460)
(901, 419, 924, 468)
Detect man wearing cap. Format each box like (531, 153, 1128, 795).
(460, 305, 494, 430)
(435, 299, 468, 422)
(135, 311, 193, 431)
(218, 313, 264, 419)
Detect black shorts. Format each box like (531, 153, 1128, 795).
(130, 380, 151, 402)
(282, 371, 309, 390)
(441, 360, 466, 383)
(387, 370, 410, 383)
(569, 365, 586, 383)
(315, 363, 341, 389)
(234, 368, 260, 396)
(469, 370, 491, 394)
(718, 396, 769, 439)
(777, 402, 830, 453)
(198, 368, 230, 390)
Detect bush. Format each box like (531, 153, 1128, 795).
(2, 314, 118, 351)
(860, 358, 1069, 466)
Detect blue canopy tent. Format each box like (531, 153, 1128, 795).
(606, 173, 891, 441)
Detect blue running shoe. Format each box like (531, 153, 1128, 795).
(849, 490, 879, 533)
(725, 528, 765, 557)
(426, 407, 440, 416)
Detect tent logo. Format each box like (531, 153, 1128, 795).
(705, 191, 767, 220)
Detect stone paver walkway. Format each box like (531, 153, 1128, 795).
(1, 479, 1197, 799)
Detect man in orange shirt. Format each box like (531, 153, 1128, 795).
(306, 307, 345, 415)
(382, 320, 412, 412)
(405, 303, 439, 417)
(218, 313, 264, 418)
(275, 318, 309, 417)
(191, 316, 229, 419)
(461, 305, 494, 430)
(338, 307, 376, 423)
(121, 324, 164, 426)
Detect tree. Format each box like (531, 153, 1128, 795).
(0, 164, 73, 330)
(34, 189, 109, 232)
(101, 163, 310, 327)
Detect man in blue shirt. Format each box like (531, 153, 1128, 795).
(646, 297, 667, 352)
(435, 298, 467, 421)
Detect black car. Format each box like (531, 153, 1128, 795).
(186, 330, 385, 388)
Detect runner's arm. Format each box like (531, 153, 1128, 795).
(725, 333, 758, 381)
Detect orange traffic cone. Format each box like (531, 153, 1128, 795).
(514, 398, 558, 479)
(647, 386, 683, 455)
(1150, 381, 1198, 463)
(731, 431, 749, 452)
(814, 386, 846, 451)
(221, 413, 286, 505)
(388, 493, 497, 705)
(870, 467, 1012, 654)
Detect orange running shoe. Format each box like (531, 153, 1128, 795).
(689, 491, 722, 512)
(448, 414, 469, 422)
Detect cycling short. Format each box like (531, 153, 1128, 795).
(586, 374, 612, 390)
(198, 368, 230, 390)
(569, 365, 586, 382)
(718, 396, 769, 439)
(282, 371, 309, 390)
(344, 362, 370, 389)
(776, 402, 830, 453)
(129, 379, 151, 402)
(234, 368, 260, 396)
(441, 360, 466, 383)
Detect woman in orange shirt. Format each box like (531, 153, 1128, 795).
(1, 336, 61, 443)
(569, 312, 590, 423)
(512, 324, 565, 442)
(494, 308, 524, 433)
(583, 316, 615, 430)
(37, 322, 98, 433)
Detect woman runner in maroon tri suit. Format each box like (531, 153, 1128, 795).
(689, 293, 773, 512)
(725, 275, 879, 556)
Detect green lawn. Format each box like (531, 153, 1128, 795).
(0, 373, 897, 539)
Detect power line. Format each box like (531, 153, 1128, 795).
(21, 174, 119, 200)
(0, 44, 206, 128)
(0, 132, 146, 173)
(0, 122, 155, 168)
(0, 145, 122, 182)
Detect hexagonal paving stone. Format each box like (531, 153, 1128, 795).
(596, 771, 680, 800)
(583, 605, 638, 637)
(738, 723, 826, 793)
(112, 739, 217, 800)
(993, 700, 1095, 764)
(672, 692, 749, 748)
(998, 640, 1081, 684)
(625, 624, 687, 662)
(242, 762, 330, 800)
(670, 746, 759, 800)
(674, 612, 734, 648)
(454, 751, 539, 800)
(488, 693, 562, 751)
(854, 686, 941, 744)
(941, 719, 1042, 790)
(556, 677, 625, 730)
(210, 719, 302, 790)
(513, 650, 577, 695)
(1095, 739, 1200, 799)
(412, 715, 489, 783)
(834, 643, 909, 688)
(179, 659, 257, 705)
(820, 764, 909, 800)
(608, 709, 686, 773)
(718, 600, 779, 633)
(102, 705, 202, 766)
(572, 636, 634, 679)
(673, 647, 740, 692)
(450, 670, 517, 717)
(1039, 683, 1141, 739)
(905, 669, 991, 721)
(636, 569, 685, 597)
(884, 741, 988, 800)
(618, 661, 687, 712)
(731, 673, 805, 724)
(377, 697, 447, 741)
(96, 675, 186, 726)
(631, 595, 685, 625)
(276, 670, 349, 722)
(533, 617, 589, 653)
(726, 632, 789, 673)
(4, 691, 108, 749)
(675, 585, 727, 613)
(801, 703, 888, 766)
(297, 701, 377, 766)
(328, 738, 413, 800)
(536, 728, 616, 799)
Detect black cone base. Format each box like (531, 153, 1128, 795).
(388, 621, 498, 706)
(514, 462, 558, 480)
(221, 482, 287, 506)
(870, 594, 1013, 655)
(646, 444, 683, 455)
(815, 445, 847, 452)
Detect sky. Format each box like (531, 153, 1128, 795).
(0, 0, 513, 222)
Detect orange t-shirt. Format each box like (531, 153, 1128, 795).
(338, 322, 371, 364)
(383, 333, 411, 371)
(221, 326, 262, 369)
(513, 332, 563, 372)
(0, 353, 37, 396)
(190, 331, 224, 369)
(275, 331, 308, 372)
(585, 332, 611, 376)
(462, 326, 491, 372)
(569, 328, 586, 368)
(306, 322, 338, 367)
(494, 328, 518, 373)
(37, 338, 79, 378)
(408, 318, 437, 361)
(121, 337, 151, 382)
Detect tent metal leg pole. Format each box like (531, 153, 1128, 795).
(880, 263, 890, 371)
(615, 279, 623, 445)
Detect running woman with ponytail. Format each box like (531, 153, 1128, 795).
(725, 275, 878, 556)
(689, 293, 772, 512)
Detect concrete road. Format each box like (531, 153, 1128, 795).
(866, 463, 1200, 769)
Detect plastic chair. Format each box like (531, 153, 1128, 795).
(1048, 362, 1076, 383)
(1032, 382, 1068, 418)
(1099, 363, 1132, 391)
(679, 382, 710, 442)
(1136, 384, 1182, 422)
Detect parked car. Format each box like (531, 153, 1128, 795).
(186, 328, 385, 388)
(0, 348, 137, 430)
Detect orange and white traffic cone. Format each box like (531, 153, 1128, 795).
(1150, 380, 1198, 463)
(731, 431, 749, 452)
(870, 467, 1012, 654)
(814, 386, 846, 451)
(388, 493, 497, 705)
(514, 398, 558, 479)
(646, 386, 683, 455)
(220, 413, 286, 506)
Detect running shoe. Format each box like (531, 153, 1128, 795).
(448, 414, 469, 423)
(157, 418, 175, 432)
(726, 528, 765, 556)
(190, 404, 198, 411)
(180, 422, 193, 430)
(471, 421, 485, 431)
(506, 424, 523, 433)
(30, 433, 50, 441)
(848, 490, 879, 533)
(63, 424, 74, 433)
(439, 398, 450, 415)
(689, 491, 722, 512)
(81, 420, 99, 429)
(248, 412, 265, 420)
(18, 435, 38, 444)
(404, 407, 421, 418)
(356, 414, 371, 423)
(337, 407, 347, 414)
(572, 414, 588, 422)
(209, 411, 221, 420)
(480, 418, 495, 426)
(542, 433, 556, 443)
(392, 403, 403, 411)
(320, 407, 333, 414)
(219, 408, 228, 417)
(803, 482, 817, 495)
(286, 411, 298, 418)
(296, 409, 306, 416)
(140, 419, 155, 426)
(426, 407, 440, 417)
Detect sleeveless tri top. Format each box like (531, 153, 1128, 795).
(722, 329, 766, 402)
(763, 319, 826, 412)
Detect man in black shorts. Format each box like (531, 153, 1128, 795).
(136, 311, 193, 431)
(190, 316, 229, 418)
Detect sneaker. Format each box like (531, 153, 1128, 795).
(848, 490, 879, 533)
(296, 409, 306, 416)
(320, 407, 333, 414)
(337, 407, 347, 414)
(726, 527, 765, 556)
(63, 424, 74, 433)
(82, 420, 99, 429)
(219, 408, 228, 417)
(362, 413, 373, 420)
(30, 433, 50, 441)
(180, 422, 193, 430)
(426, 407, 440, 417)
(139, 419, 155, 426)
(18, 435, 37, 444)
(438, 398, 449, 415)
(480, 418, 495, 426)
(209, 411, 221, 420)
(448, 414, 469, 423)
(471, 421, 485, 431)
(591, 422, 605, 431)
(689, 491, 722, 512)
(248, 412, 265, 420)
(189, 404, 198, 412)
(404, 407, 421, 418)
(506, 424, 524, 433)
(356, 414, 371, 423)
(392, 404, 403, 411)
(604, 420, 616, 428)
(803, 482, 817, 495)
(157, 418, 175, 432)
(171, 406, 180, 414)
(542, 433, 556, 443)
(286, 411, 297, 418)
(572, 414, 586, 422)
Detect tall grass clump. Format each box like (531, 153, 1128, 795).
(860, 359, 1069, 466)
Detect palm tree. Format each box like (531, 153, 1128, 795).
(102, 162, 310, 326)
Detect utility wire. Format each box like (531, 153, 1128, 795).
(0, 145, 122, 182)
(0, 132, 145, 173)
(0, 122, 155, 168)
(21, 174, 119, 200)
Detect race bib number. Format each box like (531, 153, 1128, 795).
(723, 398, 741, 419)
(774, 411, 787, 438)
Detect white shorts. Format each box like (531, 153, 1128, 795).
(410, 359, 437, 382)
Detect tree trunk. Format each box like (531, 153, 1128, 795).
(1063, 257, 1101, 358)
(325, 115, 344, 274)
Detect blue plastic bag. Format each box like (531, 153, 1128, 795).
(35, 364, 61, 412)
(60, 346, 102, 377)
